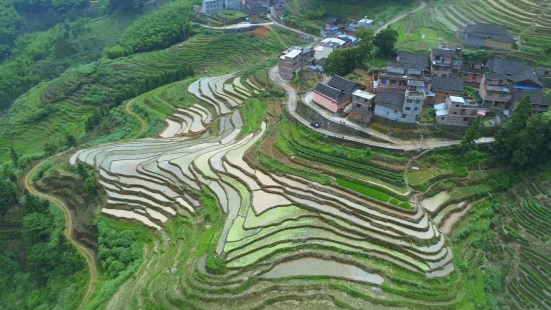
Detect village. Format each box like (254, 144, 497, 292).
(197, 0, 550, 138)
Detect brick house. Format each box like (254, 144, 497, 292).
(461, 62, 488, 85)
(430, 48, 463, 77)
(278, 46, 312, 80)
(479, 73, 512, 110)
(375, 53, 431, 94)
(312, 76, 363, 113)
(430, 76, 464, 104)
(435, 95, 485, 126)
(349, 90, 375, 124)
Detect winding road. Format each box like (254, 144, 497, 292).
(20, 97, 147, 309)
(376, 1, 428, 34)
(269, 66, 494, 151)
(22, 155, 97, 310)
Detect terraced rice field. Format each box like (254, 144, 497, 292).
(67, 72, 482, 309)
(432, 0, 551, 53)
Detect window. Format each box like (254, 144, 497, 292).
(381, 79, 387, 85)
(402, 114, 407, 118)
(462, 109, 465, 112)
(441, 117, 445, 120)
(455, 104, 459, 107)
(414, 107, 419, 111)
(453, 112, 457, 115)
(463, 117, 468, 121)
(407, 99, 412, 103)
(500, 93, 508, 98)
(390, 80, 397, 85)
(405, 107, 411, 111)
(356, 103, 361, 108)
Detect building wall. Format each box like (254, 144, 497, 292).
(462, 72, 484, 84)
(225, 0, 240, 10)
(203, 0, 224, 14)
(314, 46, 334, 60)
(438, 114, 475, 126)
(312, 92, 351, 113)
(374, 105, 401, 121)
(485, 39, 513, 50)
(278, 54, 302, 80)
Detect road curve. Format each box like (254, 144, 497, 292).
(22, 155, 97, 310)
(376, 1, 428, 34)
(269, 66, 494, 151)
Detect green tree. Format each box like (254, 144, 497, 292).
(494, 97, 531, 165)
(65, 134, 77, 148)
(460, 117, 482, 152)
(373, 28, 398, 56)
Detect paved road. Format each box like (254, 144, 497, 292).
(191, 21, 274, 30)
(375, 1, 427, 34)
(269, 66, 494, 151)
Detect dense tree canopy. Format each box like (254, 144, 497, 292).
(323, 27, 374, 76)
(373, 27, 398, 56)
(494, 97, 551, 168)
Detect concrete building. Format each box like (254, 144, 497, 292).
(461, 23, 514, 50)
(374, 80, 425, 123)
(430, 48, 463, 77)
(461, 62, 488, 85)
(278, 46, 312, 80)
(349, 90, 375, 124)
(344, 17, 374, 36)
(202, 0, 240, 15)
(435, 95, 485, 126)
(270, 2, 285, 19)
(244, 0, 268, 15)
(312, 76, 363, 113)
(313, 38, 346, 61)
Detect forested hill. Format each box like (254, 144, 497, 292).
(0, 0, 186, 111)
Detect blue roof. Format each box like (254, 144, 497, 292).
(513, 85, 542, 91)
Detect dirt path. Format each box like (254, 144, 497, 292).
(18, 97, 147, 309)
(376, 1, 427, 34)
(22, 155, 97, 310)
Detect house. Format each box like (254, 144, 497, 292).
(486, 58, 543, 91)
(461, 62, 488, 85)
(244, 0, 268, 15)
(335, 34, 359, 48)
(278, 46, 311, 80)
(430, 48, 463, 77)
(375, 53, 431, 94)
(312, 75, 363, 113)
(270, 2, 285, 19)
(373, 80, 426, 123)
(431, 76, 464, 103)
(202, 0, 224, 15)
(479, 73, 512, 110)
(202, 0, 240, 14)
(349, 90, 375, 124)
(461, 23, 514, 50)
(321, 16, 345, 37)
(344, 17, 374, 36)
(323, 16, 344, 29)
(536, 67, 550, 79)
(434, 95, 485, 126)
(510, 92, 551, 114)
(313, 38, 346, 61)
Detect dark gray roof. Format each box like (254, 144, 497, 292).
(391, 53, 430, 71)
(408, 80, 425, 87)
(485, 73, 508, 80)
(324, 16, 340, 25)
(314, 83, 350, 104)
(512, 92, 551, 107)
(486, 58, 531, 75)
(374, 92, 404, 110)
(486, 58, 542, 87)
(432, 48, 461, 58)
(431, 76, 464, 94)
(327, 75, 360, 93)
(464, 23, 514, 43)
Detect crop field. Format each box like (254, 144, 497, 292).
(431, 0, 551, 56)
(0, 26, 305, 161)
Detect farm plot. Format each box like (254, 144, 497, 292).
(68, 70, 468, 308)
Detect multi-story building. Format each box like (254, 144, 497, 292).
(479, 73, 512, 110)
(375, 53, 431, 94)
(374, 80, 425, 123)
(313, 38, 346, 61)
(349, 90, 375, 124)
(435, 95, 485, 126)
(278, 46, 312, 80)
(461, 62, 488, 85)
(202, 0, 240, 15)
(431, 76, 464, 103)
(430, 48, 463, 77)
(486, 58, 543, 92)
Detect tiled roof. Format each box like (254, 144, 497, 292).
(327, 75, 360, 93)
(464, 23, 514, 43)
(374, 92, 404, 110)
(431, 76, 464, 94)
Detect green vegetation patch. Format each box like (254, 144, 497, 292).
(238, 98, 269, 138)
(337, 178, 413, 210)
